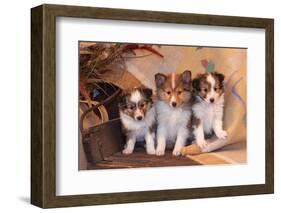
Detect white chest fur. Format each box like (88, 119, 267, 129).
(192, 98, 224, 134)
(120, 107, 155, 140)
(156, 101, 191, 141)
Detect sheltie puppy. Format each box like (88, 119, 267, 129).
(118, 87, 156, 155)
(154, 70, 192, 156)
(192, 72, 228, 149)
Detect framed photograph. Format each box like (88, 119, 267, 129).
(31, 4, 274, 208)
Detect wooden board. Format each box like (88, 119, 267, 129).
(88, 147, 201, 169)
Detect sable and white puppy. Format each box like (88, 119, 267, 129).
(155, 70, 192, 156)
(192, 72, 228, 149)
(118, 87, 156, 155)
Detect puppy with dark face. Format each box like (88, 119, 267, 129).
(192, 72, 227, 149)
(119, 87, 156, 155)
(154, 70, 193, 156)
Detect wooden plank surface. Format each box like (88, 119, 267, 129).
(88, 147, 200, 169)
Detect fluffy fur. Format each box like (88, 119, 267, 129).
(119, 87, 156, 155)
(192, 72, 228, 149)
(154, 70, 192, 156)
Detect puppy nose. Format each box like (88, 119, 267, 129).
(136, 116, 143, 121)
(171, 102, 177, 107)
(210, 98, 215, 103)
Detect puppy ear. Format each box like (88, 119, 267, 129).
(142, 88, 153, 98)
(118, 91, 128, 109)
(155, 73, 167, 88)
(214, 72, 225, 83)
(181, 70, 191, 84)
(192, 78, 201, 91)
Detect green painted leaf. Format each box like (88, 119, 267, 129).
(207, 60, 215, 72)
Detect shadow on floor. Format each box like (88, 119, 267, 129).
(18, 196, 30, 204)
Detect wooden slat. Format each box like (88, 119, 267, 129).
(89, 148, 200, 169)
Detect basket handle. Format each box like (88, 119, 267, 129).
(80, 88, 121, 133)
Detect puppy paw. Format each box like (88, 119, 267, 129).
(197, 139, 208, 150)
(146, 148, 156, 155)
(122, 148, 133, 155)
(156, 148, 165, 156)
(172, 148, 181, 156)
(216, 130, 228, 140)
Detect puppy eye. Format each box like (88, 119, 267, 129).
(140, 103, 145, 108)
(214, 87, 219, 92)
(201, 88, 207, 93)
(177, 91, 182, 95)
(128, 105, 134, 110)
(166, 91, 171, 95)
